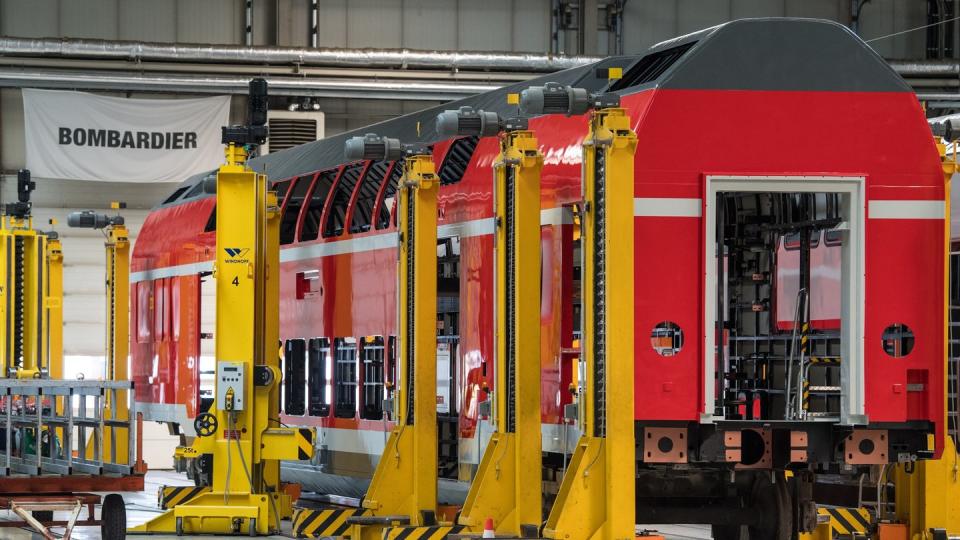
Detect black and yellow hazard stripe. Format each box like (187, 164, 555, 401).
(809, 356, 841, 365)
(819, 506, 872, 536)
(381, 524, 467, 540)
(800, 322, 810, 412)
(297, 428, 314, 460)
(159, 485, 210, 509)
(292, 507, 368, 538)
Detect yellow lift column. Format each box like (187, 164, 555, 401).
(435, 106, 544, 537)
(336, 134, 446, 540)
(0, 170, 49, 380)
(67, 205, 131, 465)
(522, 83, 637, 540)
(43, 226, 62, 380)
(130, 78, 312, 536)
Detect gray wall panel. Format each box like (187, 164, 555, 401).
(513, 0, 551, 52)
(118, 0, 177, 42)
(677, 0, 731, 35)
(60, 0, 119, 39)
(176, 0, 243, 44)
(315, 0, 348, 48)
(2, 0, 59, 37)
(404, 0, 457, 50)
(730, 0, 785, 19)
(346, 0, 402, 48)
(458, 0, 513, 51)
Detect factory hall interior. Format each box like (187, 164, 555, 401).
(5, 1, 960, 540)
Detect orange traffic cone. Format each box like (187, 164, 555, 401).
(482, 517, 495, 538)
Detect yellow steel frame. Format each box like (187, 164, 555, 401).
(889, 138, 960, 539)
(347, 153, 439, 540)
(457, 128, 543, 535)
(130, 144, 310, 535)
(544, 107, 637, 540)
(44, 233, 62, 380)
(0, 214, 48, 379)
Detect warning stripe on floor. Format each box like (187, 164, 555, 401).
(292, 507, 368, 538)
(820, 506, 872, 535)
(381, 524, 467, 540)
(159, 485, 210, 509)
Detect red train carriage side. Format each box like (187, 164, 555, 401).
(132, 17, 945, 532)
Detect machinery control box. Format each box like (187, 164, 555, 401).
(217, 362, 245, 411)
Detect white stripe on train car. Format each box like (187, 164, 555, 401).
(868, 199, 945, 220)
(633, 197, 702, 217)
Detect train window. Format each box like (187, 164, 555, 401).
(609, 41, 697, 90)
(172, 279, 180, 342)
(375, 163, 403, 230)
(280, 175, 313, 245)
(350, 163, 389, 234)
(824, 229, 844, 246)
(308, 338, 331, 417)
(438, 136, 479, 186)
(272, 179, 292, 202)
(299, 170, 337, 242)
(162, 186, 189, 205)
(651, 321, 684, 357)
(782, 230, 821, 251)
(204, 205, 216, 232)
(333, 337, 358, 418)
(360, 336, 385, 420)
(185, 176, 211, 199)
(324, 164, 363, 238)
(284, 339, 307, 415)
(154, 279, 167, 341)
(882, 323, 915, 358)
(136, 282, 153, 344)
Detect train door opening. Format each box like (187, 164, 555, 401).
(437, 235, 460, 479)
(705, 176, 865, 425)
(198, 271, 216, 416)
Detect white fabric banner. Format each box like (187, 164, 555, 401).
(23, 89, 230, 183)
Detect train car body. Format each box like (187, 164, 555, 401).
(131, 17, 946, 527)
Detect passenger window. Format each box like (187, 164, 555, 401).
(323, 164, 363, 238)
(334, 337, 358, 418)
(351, 162, 390, 234)
(375, 163, 403, 230)
(172, 279, 180, 342)
(136, 282, 153, 344)
(154, 279, 167, 341)
(280, 175, 313, 245)
(299, 170, 337, 242)
(438, 136, 479, 185)
(308, 338, 331, 417)
(283, 339, 307, 415)
(360, 336, 385, 420)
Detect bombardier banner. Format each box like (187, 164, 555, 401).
(23, 89, 230, 183)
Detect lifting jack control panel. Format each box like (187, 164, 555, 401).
(217, 362, 245, 412)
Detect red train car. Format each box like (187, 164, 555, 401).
(132, 18, 946, 536)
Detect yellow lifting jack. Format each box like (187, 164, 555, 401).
(433, 105, 545, 538)
(521, 82, 638, 540)
(130, 79, 314, 536)
(0, 169, 57, 380)
(68, 203, 136, 467)
(325, 133, 452, 540)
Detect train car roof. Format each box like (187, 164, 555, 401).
(155, 17, 909, 210)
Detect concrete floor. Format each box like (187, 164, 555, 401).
(0, 470, 713, 539)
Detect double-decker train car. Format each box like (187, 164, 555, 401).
(131, 18, 946, 536)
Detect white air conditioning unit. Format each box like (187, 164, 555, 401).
(264, 110, 325, 154)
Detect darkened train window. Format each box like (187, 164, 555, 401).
(283, 339, 307, 416)
(299, 170, 338, 242)
(204, 205, 216, 232)
(272, 179, 292, 203)
(324, 164, 364, 238)
(308, 337, 331, 417)
(185, 177, 210, 199)
(280, 175, 314, 245)
(375, 163, 403, 230)
(360, 336, 385, 420)
(162, 186, 189, 205)
(350, 163, 389, 234)
(609, 41, 696, 90)
(438, 136, 479, 186)
(782, 230, 821, 251)
(334, 337, 358, 418)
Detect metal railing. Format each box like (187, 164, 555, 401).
(0, 379, 136, 477)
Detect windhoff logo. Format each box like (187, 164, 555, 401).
(223, 248, 250, 263)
